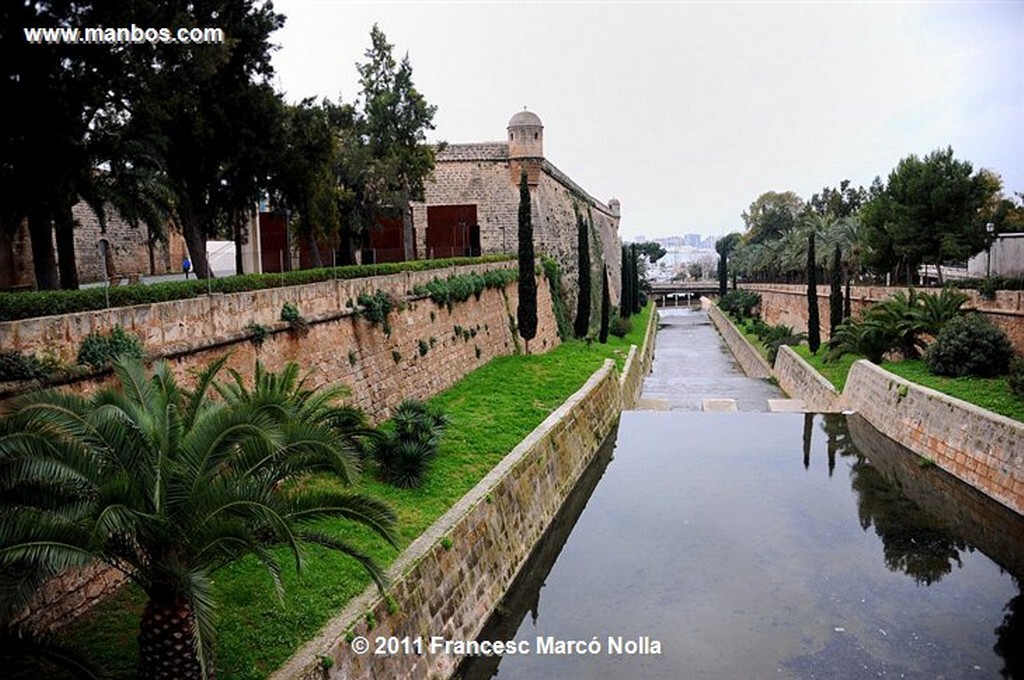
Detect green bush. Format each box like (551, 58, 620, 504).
(761, 324, 806, 366)
(541, 256, 572, 341)
(0, 351, 48, 381)
(413, 269, 517, 310)
(924, 313, 1014, 378)
(610, 315, 632, 338)
(719, 290, 761, 319)
(0, 255, 515, 322)
(280, 302, 307, 331)
(76, 325, 145, 369)
(357, 290, 396, 335)
(371, 399, 448, 489)
(1009, 357, 1024, 398)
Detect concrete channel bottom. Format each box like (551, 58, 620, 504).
(639, 307, 787, 412)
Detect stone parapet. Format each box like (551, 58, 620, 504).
(774, 345, 844, 413)
(843, 360, 1024, 516)
(706, 303, 773, 379)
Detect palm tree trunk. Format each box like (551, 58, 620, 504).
(138, 595, 206, 679)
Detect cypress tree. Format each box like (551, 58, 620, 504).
(829, 243, 843, 338)
(717, 250, 728, 298)
(620, 245, 632, 319)
(516, 169, 537, 352)
(807, 231, 821, 353)
(631, 243, 642, 314)
(599, 264, 610, 343)
(573, 209, 591, 338)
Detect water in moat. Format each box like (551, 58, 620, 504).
(457, 308, 1024, 679)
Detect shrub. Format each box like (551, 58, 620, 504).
(413, 269, 516, 310)
(76, 325, 144, 369)
(357, 290, 396, 334)
(924, 313, 1014, 378)
(1009, 357, 1024, 398)
(0, 351, 48, 382)
(541, 256, 571, 341)
(246, 322, 270, 347)
(761, 324, 806, 366)
(610, 315, 632, 338)
(719, 290, 761, 319)
(372, 399, 448, 488)
(0, 255, 515, 322)
(280, 301, 307, 331)
(827, 316, 896, 365)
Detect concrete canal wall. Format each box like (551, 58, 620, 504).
(274, 310, 657, 680)
(706, 303, 772, 379)
(708, 300, 1024, 516)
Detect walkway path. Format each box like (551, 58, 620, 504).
(637, 307, 783, 411)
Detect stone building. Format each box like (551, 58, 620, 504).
(6, 202, 186, 289)
(407, 110, 623, 305)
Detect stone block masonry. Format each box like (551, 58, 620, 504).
(744, 283, 1024, 354)
(843, 360, 1024, 516)
(773, 345, 843, 413)
(10, 266, 560, 632)
(706, 302, 772, 379)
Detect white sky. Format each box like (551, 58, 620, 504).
(269, 1, 1024, 240)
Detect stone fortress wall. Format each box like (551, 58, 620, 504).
(9, 202, 187, 288)
(413, 110, 623, 317)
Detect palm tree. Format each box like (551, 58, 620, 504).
(0, 357, 396, 679)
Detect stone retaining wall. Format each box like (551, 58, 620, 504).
(706, 303, 772, 379)
(274, 310, 657, 680)
(773, 345, 843, 412)
(619, 305, 658, 409)
(275, 362, 623, 680)
(0, 261, 515, 364)
(743, 283, 1024, 353)
(843, 360, 1024, 515)
(12, 273, 561, 634)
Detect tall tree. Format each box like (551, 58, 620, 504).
(355, 24, 437, 261)
(807, 180, 866, 219)
(516, 170, 537, 352)
(829, 242, 844, 338)
(0, 358, 396, 679)
(573, 207, 591, 338)
(620, 245, 632, 320)
(599, 264, 610, 343)
(807, 231, 821, 353)
(125, 1, 285, 280)
(715, 232, 742, 297)
(630, 243, 642, 314)
(741, 191, 804, 245)
(268, 99, 340, 269)
(860, 148, 999, 284)
(635, 241, 667, 264)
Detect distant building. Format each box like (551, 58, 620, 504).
(967, 233, 1024, 278)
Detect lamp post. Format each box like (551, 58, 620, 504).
(986, 222, 996, 279)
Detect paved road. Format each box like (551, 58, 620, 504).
(638, 306, 783, 411)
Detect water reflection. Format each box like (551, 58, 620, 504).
(458, 413, 1024, 679)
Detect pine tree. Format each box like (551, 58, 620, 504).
(807, 231, 821, 353)
(516, 169, 537, 352)
(573, 209, 591, 338)
(599, 264, 610, 343)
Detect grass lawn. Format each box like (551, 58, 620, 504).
(791, 345, 860, 392)
(789, 346, 1023, 423)
(62, 305, 652, 679)
(881, 358, 1024, 423)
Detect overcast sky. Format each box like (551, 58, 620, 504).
(270, 1, 1023, 241)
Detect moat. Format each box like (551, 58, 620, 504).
(459, 309, 1024, 679)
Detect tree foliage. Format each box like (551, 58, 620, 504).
(573, 207, 591, 338)
(599, 265, 610, 344)
(0, 357, 396, 678)
(634, 241, 667, 264)
(741, 191, 804, 245)
(860, 147, 1000, 283)
(516, 170, 537, 349)
(807, 230, 821, 353)
(715, 232, 742, 297)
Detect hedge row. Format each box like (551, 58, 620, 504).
(0, 255, 514, 322)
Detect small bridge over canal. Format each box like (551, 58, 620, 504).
(649, 281, 719, 307)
